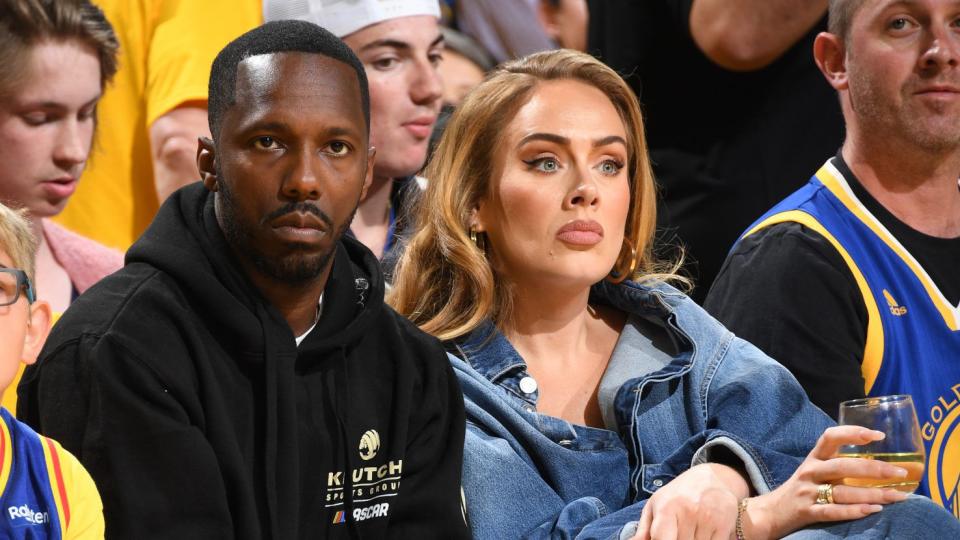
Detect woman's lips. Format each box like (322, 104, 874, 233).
(556, 220, 604, 246)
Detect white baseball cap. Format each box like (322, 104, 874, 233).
(263, 0, 441, 38)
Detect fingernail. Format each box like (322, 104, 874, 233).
(893, 467, 908, 477)
(889, 490, 908, 501)
(869, 504, 884, 512)
(872, 430, 886, 440)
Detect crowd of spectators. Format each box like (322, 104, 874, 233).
(1, 0, 958, 538)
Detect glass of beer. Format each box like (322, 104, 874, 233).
(837, 395, 925, 493)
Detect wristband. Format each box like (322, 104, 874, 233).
(736, 497, 749, 540)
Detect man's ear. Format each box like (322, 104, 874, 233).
(197, 136, 219, 192)
(537, 0, 562, 42)
(360, 146, 376, 201)
(22, 300, 51, 365)
(814, 32, 849, 91)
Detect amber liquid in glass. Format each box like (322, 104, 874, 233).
(838, 452, 925, 493)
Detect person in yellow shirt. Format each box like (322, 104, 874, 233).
(1, 0, 126, 415)
(0, 201, 103, 539)
(54, 0, 261, 249)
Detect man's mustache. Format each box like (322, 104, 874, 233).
(264, 202, 334, 229)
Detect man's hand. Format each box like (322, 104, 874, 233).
(690, 0, 827, 71)
(150, 102, 210, 203)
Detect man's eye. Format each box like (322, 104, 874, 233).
(327, 141, 350, 156)
(253, 136, 278, 150)
(22, 113, 49, 125)
(372, 57, 399, 70)
(890, 18, 910, 30)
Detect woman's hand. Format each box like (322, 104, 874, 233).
(631, 462, 748, 540)
(744, 425, 909, 539)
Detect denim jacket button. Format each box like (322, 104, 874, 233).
(652, 479, 663, 487)
(519, 376, 538, 394)
(523, 405, 535, 413)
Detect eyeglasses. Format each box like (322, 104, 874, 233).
(0, 268, 35, 307)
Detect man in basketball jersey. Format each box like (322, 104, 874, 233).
(705, 0, 960, 516)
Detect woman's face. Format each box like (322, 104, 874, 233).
(474, 80, 631, 290)
(0, 40, 101, 218)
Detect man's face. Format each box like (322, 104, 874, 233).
(0, 41, 101, 217)
(343, 15, 443, 180)
(205, 52, 373, 284)
(844, 0, 960, 151)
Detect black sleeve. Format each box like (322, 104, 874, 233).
(18, 335, 237, 539)
(387, 340, 470, 539)
(703, 223, 868, 420)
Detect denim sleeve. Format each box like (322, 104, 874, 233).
(696, 336, 835, 492)
(462, 426, 612, 539)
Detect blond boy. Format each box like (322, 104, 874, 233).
(0, 203, 102, 538)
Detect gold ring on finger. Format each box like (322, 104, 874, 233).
(815, 483, 835, 505)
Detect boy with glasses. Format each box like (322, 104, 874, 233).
(0, 202, 102, 538)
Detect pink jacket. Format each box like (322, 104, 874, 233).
(43, 220, 123, 294)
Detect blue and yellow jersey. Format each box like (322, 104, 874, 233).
(0, 408, 102, 538)
(742, 159, 960, 516)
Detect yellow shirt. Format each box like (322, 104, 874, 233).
(54, 0, 261, 250)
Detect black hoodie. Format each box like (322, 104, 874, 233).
(18, 184, 469, 539)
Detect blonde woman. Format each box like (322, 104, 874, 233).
(389, 50, 959, 539)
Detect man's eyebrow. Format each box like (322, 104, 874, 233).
(358, 34, 445, 53)
(238, 120, 289, 134)
(17, 94, 101, 110)
(359, 39, 410, 53)
(236, 120, 361, 139)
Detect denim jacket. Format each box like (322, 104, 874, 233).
(449, 280, 834, 539)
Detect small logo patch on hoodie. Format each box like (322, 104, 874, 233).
(359, 430, 380, 461)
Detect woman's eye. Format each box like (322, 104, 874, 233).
(253, 136, 278, 150)
(599, 160, 623, 176)
(526, 157, 560, 173)
(327, 141, 350, 156)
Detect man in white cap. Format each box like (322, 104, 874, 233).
(265, 0, 444, 267)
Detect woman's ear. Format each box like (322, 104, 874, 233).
(197, 136, 219, 192)
(22, 300, 52, 365)
(469, 204, 486, 232)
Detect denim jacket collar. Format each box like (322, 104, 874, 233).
(453, 280, 694, 400)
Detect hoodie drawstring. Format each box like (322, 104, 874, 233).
(334, 345, 363, 540)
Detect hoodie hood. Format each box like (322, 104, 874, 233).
(126, 182, 389, 538)
(126, 183, 384, 358)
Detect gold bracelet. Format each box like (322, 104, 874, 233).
(736, 497, 749, 540)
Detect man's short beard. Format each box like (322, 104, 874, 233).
(216, 170, 356, 284)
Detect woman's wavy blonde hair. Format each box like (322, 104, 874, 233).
(388, 49, 681, 341)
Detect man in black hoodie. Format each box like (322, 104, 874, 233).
(18, 21, 470, 539)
